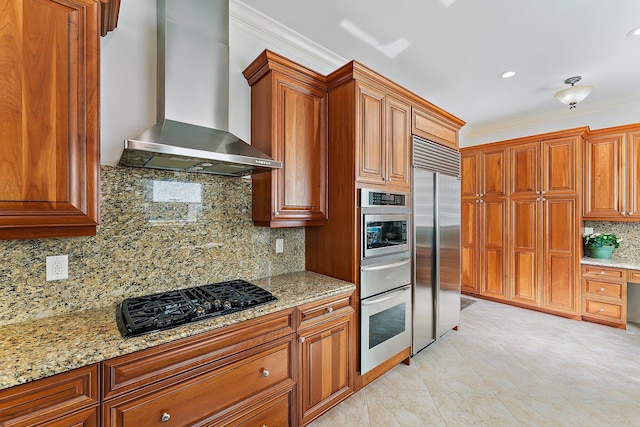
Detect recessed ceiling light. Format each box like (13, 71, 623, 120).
(628, 25, 640, 37)
(498, 70, 516, 79)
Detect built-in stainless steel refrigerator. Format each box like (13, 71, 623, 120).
(412, 136, 461, 355)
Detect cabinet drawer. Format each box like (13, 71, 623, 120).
(298, 293, 353, 329)
(104, 338, 293, 427)
(581, 265, 625, 281)
(411, 107, 457, 149)
(0, 364, 99, 426)
(582, 298, 625, 322)
(222, 392, 290, 427)
(583, 279, 624, 299)
(629, 269, 640, 283)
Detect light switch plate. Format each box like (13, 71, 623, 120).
(275, 239, 284, 254)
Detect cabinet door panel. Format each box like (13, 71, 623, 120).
(480, 199, 508, 299)
(482, 149, 508, 197)
(356, 83, 385, 184)
(583, 135, 623, 218)
(542, 198, 578, 314)
(0, 0, 100, 239)
(461, 199, 479, 294)
(461, 152, 480, 198)
(386, 96, 410, 187)
(543, 137, 578, 195)
(627, 132, 640, 218)
(510, 199, 540, 306)
(510, 143, 539, 197)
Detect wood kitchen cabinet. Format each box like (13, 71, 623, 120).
(411, 105, 459, 150)
(0, 364, 99, 426)
(243, 50, 328, 227)
(581, 265, 627, 328)
(297, 293, 355, 426)
(0, 0, 104, 240)
(583, 125, 640, 221)
(101, 309, 296, 426)
(460, 147, 509, 297)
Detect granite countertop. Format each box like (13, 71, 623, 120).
(581, 256, 640, 270)
(0, 271, 355, 391)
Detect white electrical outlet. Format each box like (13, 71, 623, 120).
(584, 227, 594, 236)
(275, 238, 284, 254)
(46, 255, 69, 281)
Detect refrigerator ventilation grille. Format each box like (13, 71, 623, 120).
(412, 136, 460, 177)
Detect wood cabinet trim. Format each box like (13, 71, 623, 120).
(100, 0, 121, 36)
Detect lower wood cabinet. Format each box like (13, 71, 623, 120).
(581, 265, 627, 328)
(297, 293, 355, 426)
(0, 364, 99, 426)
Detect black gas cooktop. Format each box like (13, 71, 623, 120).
(116, 279, 277, 338)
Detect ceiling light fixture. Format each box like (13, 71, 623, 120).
(498, 70, 516, 79)
(554, 76, 593, 109)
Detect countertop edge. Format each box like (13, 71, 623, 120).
(581, 257, 640, 270)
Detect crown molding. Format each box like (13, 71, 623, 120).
(230, 0, 346, 74)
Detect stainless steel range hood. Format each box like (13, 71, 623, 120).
(118, 0, 281, 176)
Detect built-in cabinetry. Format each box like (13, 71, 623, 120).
(306, 60, 464, 389)
(411, 105, 460, 150)
(581, 265, 628, 328)
(1, 291, 354, 427)
(0, 0, 120, 240)
(243, 50, 328, 227)
(583, 124, 640, 221)
(461, 129, 584, 318)
(460, 147, 509, 298)
(0, 364, 99, 426)
(297, 293, 354, 426)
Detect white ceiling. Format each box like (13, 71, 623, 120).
(240, 0, 640, 139)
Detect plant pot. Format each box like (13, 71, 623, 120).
(589, 246, 615, 259)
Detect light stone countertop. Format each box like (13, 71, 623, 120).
(0, 271, 355, 391)
(581, 257, 640, 271)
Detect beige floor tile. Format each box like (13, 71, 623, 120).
(429, 391, 521, 426)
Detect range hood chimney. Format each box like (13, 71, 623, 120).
(118, 0, 281, 176)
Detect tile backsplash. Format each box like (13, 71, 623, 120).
(0, 166, 304, 326)
(584, 221, 640, 262)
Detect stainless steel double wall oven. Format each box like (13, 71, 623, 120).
(359, 188, 412, 374)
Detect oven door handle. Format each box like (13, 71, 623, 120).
(361, 286, 410, 306)
(361, 258, 410, 272)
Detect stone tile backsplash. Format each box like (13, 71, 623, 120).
(584, 221, 640, 262)
(0, 166, 304, 326)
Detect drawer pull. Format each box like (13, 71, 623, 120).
(161, 413, 171, 423)
(327, 306, 334, 313)
(600, 271, 605, 275)
(262, 369, 270, 377)
(300, 336, 305, 343)
(599, 307, 605, 312)
(600, 287, 605, 292)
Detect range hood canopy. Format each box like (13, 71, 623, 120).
(118, 0, 281, 176)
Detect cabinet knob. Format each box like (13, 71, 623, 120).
(599, 307, 605, 312)
(600, 271, 605, 275)
(274, 211, 280, 216)
(600, 287, 605, 292)
(300, 336, 305, 343)
(161, 413, 171, 423)
(262, 369, 270, 377)
(327, 306, 334, 313)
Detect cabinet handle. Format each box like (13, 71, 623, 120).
(274, 211, 280, 216)
(541, 190, 546, 195)
(300, 337, 305, 343)
(599, 307, 605, 312)
(600, 271, 605, 275)
(327, 306, 334, 313)
(161, 413, 171, 423)
(262, 369, 270, 377)
(600, 287, 605, 292)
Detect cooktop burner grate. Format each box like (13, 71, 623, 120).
(116, 279, 277, 338)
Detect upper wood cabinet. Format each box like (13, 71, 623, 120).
(412, 105, 459, 149)
(511, 136, 579, 198)
(583, 126, 640, 220)
(461, 147, 509, 199)
(243, 50, 328, 227)
(354, 81, 411, 189)
(0, 0, 101, 240)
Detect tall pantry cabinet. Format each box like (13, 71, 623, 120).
(461, 128, 585, 318)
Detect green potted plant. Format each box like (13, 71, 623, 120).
(583, 233, 620, 259)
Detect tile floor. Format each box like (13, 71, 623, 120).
(308, 297, 640, 426)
